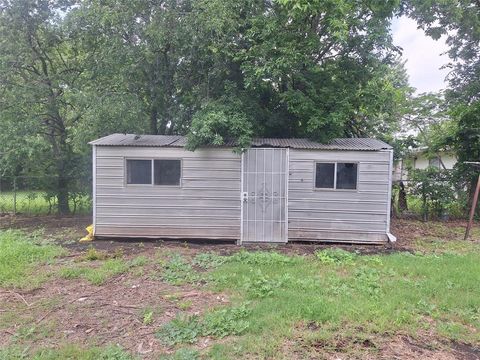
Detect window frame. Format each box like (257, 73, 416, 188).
(124, 157, 182, 188)
(313, 161, 359, 192)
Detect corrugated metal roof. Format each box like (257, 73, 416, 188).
(89, 134, 391, 151)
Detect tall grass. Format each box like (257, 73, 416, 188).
(0, 191, 92, 215)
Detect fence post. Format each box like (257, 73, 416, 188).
(13, 176, 17, 216)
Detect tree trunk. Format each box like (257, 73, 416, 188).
(150, 106, 158, 135)
(57, 174, 70, 215)
(398, 181, 408, 212)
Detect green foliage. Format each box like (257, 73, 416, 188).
(206, 249, 480, 357)
(0, 0, 412, 200)
(244, 274, 281, 298)
(0, 344, 135, 360)
(203, 304, 251, 338)
(192, 252, 227, 269)
(0, 230, 63, 287)
(157, 305, 251, 345)
(315, 248, 357, 265)
(59, 259, 130, 285)
(157, 315, 204, 346)
(229, 250, 296, 265)
(403, 1, 480, 102)
(83, 246, 109, 261)
(409, 168, 456, 219)
(142, 309, 154, 325)
(185, 101, 253, 151)
(159, 348, 200, 360)
(161, 254, 199, 285)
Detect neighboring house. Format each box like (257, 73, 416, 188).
(89, 134, 395, 244)
(393, 147, 457, 182)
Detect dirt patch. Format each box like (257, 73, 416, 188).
(381, 336, 480, 360)
(283, 330, 480, 360)
(0, 252, 228, 358)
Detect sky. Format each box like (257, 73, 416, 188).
(391, 16, 450, 94)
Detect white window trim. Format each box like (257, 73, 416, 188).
(313, 161, 359, 191)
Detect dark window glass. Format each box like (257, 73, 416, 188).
(127, 160, 152, 184)
(315, 163, 335, 188)
(154, 159, 181, 185)
(336, 163, 357, 189)
(429, 157, 441, 169)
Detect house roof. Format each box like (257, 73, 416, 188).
(89, 133, 392, 151)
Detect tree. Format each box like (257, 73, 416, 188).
(0, 0, 87, 214)
(402, 0, 480, 103)
(74, 0, 412, 147)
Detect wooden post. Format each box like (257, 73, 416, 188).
(464, 174, 480, 240)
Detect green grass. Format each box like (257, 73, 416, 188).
(59, 256, 146, 285)
(196, 249, 480, 357)
(0, 230, 64, 287)
(0, 344, 135, 360)
(0, 190, 92, 215)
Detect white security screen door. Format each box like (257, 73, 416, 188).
(241, 148, 288, 243)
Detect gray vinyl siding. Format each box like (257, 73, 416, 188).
(94, 146, 241, 239)
(287, 149, 392, 243)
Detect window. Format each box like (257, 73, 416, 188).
(336, 163, 357, 189)
(154, 159, 181, 185)
(126, 159, 181, 186)
(315, 163, 335, 189)
(315, 162, 358, 190)
(429, 156, 441, 169)
(126, 160, 151, 184)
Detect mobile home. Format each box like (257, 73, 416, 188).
(90, 134, 395, 244)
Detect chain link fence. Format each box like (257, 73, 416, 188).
(0, 176, 92, 215)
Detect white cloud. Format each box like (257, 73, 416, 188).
(391, 16, 450, 94)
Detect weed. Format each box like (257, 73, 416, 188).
(142, 309, 154, 325)
(59, 259, 129, 285)
(315, 248, 357, 264)
(157, 305, 251, 345)
(157, 315, 203, 346)
(161, 254, 199, 285)
(82, 246, 109, 261)
(0, 344, 134, 359)
(245, 274, 280, 298)
(230, 250, 295, 265)
(193, 252, 226, 269)
(159, 348, 200, 360)
(203, 304, 251, 338)
(128, 256, 148, 267)
(177, 300, 193, 310)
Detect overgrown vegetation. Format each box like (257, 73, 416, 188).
(157, 305, 251, 346)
